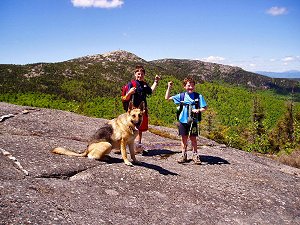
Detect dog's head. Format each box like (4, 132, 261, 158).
(127, 101, 145, 129)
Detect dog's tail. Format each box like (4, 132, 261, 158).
(52, 147, 88, 157)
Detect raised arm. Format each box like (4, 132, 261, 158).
(165, 81, 173, 100)
(151, 75, 161, 92)
(122, 87, 136, 101)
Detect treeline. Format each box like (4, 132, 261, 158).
(0, 63, 126, 101)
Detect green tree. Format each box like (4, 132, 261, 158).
(252, 95, 265, 136)
(269, 101, 295, 153)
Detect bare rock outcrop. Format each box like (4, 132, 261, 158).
(0, 102, 299, 225)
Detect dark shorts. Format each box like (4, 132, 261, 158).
(178, 122, 198, 136)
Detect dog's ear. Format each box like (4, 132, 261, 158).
(128, 101, 134, 113)
(138, 101, 145, 112)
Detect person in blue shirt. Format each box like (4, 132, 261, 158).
(165, 76, 207, 164)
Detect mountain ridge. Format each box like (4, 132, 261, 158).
(68, 50, 146, 64)
(1, 50, 299, 96)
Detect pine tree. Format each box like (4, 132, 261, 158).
(252, 95, 265, 136)
(285, 101, 294, 143)
(269, 101, 295, 153)
(246, 95, 270, 153)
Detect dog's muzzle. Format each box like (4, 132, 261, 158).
(134, 121, 141, 129)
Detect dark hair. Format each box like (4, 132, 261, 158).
(183, 76, 195, 86)
(134, 65, 145, 74)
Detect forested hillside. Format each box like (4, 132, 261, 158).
(1, 50, 299, 167)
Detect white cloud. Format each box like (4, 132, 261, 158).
(282, 56, 295, 62)
(280, 56, 300, 67)
(266, 6, 288, 16)
(71, 0, 124, 9)
(202, 56, 225, 63)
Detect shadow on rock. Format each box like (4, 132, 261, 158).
(102, 154, 178, 175)
(200, 155, 230, 165)
(102, 155, 124, 164)
(141, 149, 180, 157)
(137, 161, 178, 176)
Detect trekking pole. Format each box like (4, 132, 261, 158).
(188, 120, 193, 136)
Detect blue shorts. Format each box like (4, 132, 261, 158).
(178, 122, 198, 136)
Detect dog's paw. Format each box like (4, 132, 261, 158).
(124, 161, 133, 166)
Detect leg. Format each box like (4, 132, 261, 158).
(120, 139, 132, 166)
(190, 136, 198, 154)
(136, 109, 148, 144)
(135, 131, 149, 155)
(134, 131, 143, 153)
(178, 135, 188, 163)
(177, 123, 189, 163)
(181, 135, 188, 154)
(129, 141, 140, 164)
(136, 110, 149, 155)
(190, 136, 201, 165)
(87, 142, 112, 160)
(136, 131, 143, 144)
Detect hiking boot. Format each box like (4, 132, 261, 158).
(192, 154, 202, 165)
(177, 154, 187, 163)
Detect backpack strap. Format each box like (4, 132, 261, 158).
(194, 92, 200, 109)
(130, 80, 137, 88)
(177, 92, 185, 120)
(179, 92, 201, 107)
(193, 92, 202, 121)
(180, 92, 185, 102)
(177, 92, 202, 122)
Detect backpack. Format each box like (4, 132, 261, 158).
(176, 92, 202, 122)
(121, 80, 137, 111)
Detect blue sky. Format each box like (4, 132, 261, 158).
(1, 0, 299, 72)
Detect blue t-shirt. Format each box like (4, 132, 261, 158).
(172, 92, 207, 123)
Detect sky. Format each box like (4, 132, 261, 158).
(1, 0, 299, 72)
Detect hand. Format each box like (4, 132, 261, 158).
(167, 81, 173, 88)
(154, 75, 161, 82)
(192, 109, 200, 114)
(128, 87, 136, 95)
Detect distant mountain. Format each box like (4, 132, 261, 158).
(1, 50, 299, 100)
(256, 70, 300, 79)
(68, 50, 146, 64)
(150, 59, 300, 93)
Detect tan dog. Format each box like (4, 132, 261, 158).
(52, 102, 145, 166)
